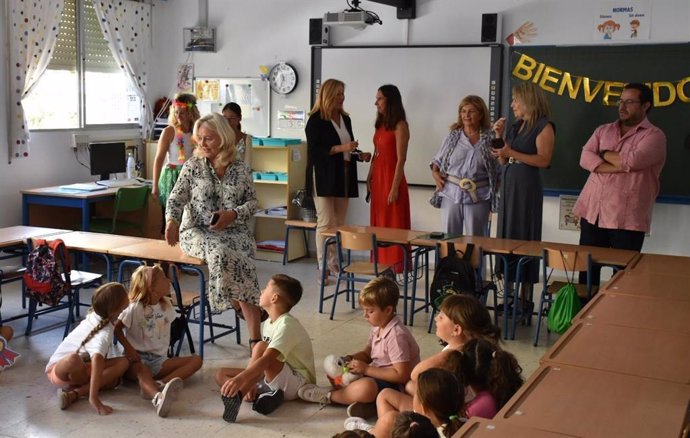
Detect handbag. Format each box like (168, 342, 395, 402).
(429, 130, 461, 209)
(546, 251, 582, 334)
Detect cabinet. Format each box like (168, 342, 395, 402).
(251, 143, 308, 262)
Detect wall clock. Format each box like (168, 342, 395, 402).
(268, 62, 298, 95)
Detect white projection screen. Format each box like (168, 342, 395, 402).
(313, 45, 502, 186)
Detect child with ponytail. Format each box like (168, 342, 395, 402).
(412, 368, 465, 438)
(45, 283, 130, 415)
(115, 264, 202, 418)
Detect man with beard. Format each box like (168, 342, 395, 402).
(573, 82, 666, 285)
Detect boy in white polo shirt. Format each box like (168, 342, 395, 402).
(215, 274, 315, 422)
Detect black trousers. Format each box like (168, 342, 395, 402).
(578, 218, 645, 285)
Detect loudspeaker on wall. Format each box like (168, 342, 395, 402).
(481, 13, 502, 44)
(309, 18, 329, 46)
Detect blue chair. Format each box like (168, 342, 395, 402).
(533, 248, 596, 346)
(329, 230, 395, 320)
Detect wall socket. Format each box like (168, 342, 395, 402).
(71, 133, 89, 150)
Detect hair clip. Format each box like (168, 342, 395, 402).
(409, 421, 419, 428)
(449, 415, 459, 421)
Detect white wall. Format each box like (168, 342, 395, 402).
(2, 0, 689, 255)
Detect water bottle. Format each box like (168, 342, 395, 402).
(126, 152, 136, 179)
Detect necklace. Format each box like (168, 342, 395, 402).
(175, 127, 195, 162)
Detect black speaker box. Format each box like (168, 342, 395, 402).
(309, 18, 329, 46)
(481, 13, 501, 43)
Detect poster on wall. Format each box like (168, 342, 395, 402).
(593, 1, 650, 41)
(176, 63, 194, 93)
(559, 195, 581, 231)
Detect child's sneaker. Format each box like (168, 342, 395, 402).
(252, 388, 284, 415)
(152, 377, 183, 418)
(57, 389, 78, 410)
(221, 392, 243, 423)
(297, 383, 332, 406)
(346, 401, 377, 420)
(344, 416, 374, 432)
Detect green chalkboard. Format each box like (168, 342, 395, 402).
(508, 44, 690, 202)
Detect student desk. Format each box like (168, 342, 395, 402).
(497, 364, 690, 438)
(0, 225, 72, 249)
(602, 270, 690, 301)
(625, 252, 690, 276)
(575, 292, 690, 335)
(45, 231, 144, 279)
(540, 320, 690, 384)
(107, 238, 238, 358)
(318, 225, 429, 324)
(21, 185, 122, 231)
(456, 418, 575, 437)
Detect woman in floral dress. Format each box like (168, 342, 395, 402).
(165, 113, 263, 347)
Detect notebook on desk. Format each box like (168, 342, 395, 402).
(59, 183, 107, 192)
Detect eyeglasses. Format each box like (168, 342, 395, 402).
(616, 99, 641, 106)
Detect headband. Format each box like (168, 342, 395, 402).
(172, 100, 196, 109)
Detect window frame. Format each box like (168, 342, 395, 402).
(27, 0, 140, 133)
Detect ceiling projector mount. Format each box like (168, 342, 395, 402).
(323, 0, 416, 28)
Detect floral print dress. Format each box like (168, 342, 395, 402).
(166, 156, 259, 312)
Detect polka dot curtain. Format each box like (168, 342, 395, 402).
(92, 0, 152, 141)
(8, 1, 65, 162)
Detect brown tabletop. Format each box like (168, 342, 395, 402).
(321, 225, 428, 245)
(626, 252, 690, 276)
(576, 292, 690, 335)
(21, 185, 120, 198)
(602, 270, 690, 301)
(45, 231, 146, 254)
(541, 320, 690, 384)
(0, 225, 72, 248)
(513, 241, 638, 267)
(447, 236, 529, 255)
(109, 239, 203, 265)
(497, 365, 690, 438)
(456, 418, 576, 437)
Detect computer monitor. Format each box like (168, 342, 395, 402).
(89, 142, 126, 181)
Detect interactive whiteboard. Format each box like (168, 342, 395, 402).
(313, 45, 502, 186)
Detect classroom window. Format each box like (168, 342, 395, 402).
(22, 0, 140, 130)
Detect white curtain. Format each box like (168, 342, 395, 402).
(7, 1, 65, 162)
(91, 0, 152, 139)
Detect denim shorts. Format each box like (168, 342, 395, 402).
(138, 352, 166, 377)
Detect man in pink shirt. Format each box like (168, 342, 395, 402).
(573, 83, 666, 285)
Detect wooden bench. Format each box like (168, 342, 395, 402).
(283, 220, 317, 265)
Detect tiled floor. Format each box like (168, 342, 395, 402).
(0, 257, 554, 437)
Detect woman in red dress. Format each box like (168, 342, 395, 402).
(367, 84, 411, 272)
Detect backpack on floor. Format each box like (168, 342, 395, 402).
(430, 243, 477, 310)
(23, 239, 71, 306)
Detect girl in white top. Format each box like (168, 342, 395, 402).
(222, 102, 253, 165)
(115, 265, 202, 418)
(45, 283, 130, 415)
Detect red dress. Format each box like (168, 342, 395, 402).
(370, 125, 411, 273)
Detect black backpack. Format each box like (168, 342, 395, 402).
(430, 243, 477, 311)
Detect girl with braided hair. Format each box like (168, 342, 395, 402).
(45, 282, 130, 415)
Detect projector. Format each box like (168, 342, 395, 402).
(323, 10, 375, 28)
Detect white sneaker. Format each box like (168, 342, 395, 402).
(344, 416, 374, 432)
(297, 383, 332, 406)
(152, 377, 183, 417)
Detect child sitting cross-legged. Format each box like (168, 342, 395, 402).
(215, 274, 316, 423)
(298, 276, 421, 420)
(115, 265, 203, 418)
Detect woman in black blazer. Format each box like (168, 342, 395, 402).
(306, 78, 371, 283)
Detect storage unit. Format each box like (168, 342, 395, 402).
(252, 143, 308, 262)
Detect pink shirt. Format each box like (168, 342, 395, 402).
(573, 117, 666, 233)
(368, 315, 420, 369)
(466, 390, 497, 419)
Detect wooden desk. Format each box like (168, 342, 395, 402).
(602, 270, 690, 301)
(319, 225, 429, 324)
(109, 239, 235, 357)
(497, 365, 690, 438)
(625, 252, 690, 276)
(456, 418, 575, 437)
(0, 225, 72, 248)
(576, 292, 690, 335)
(541, 320, 690, 384)
(47, 231, 145, 254)
(512, 241, 638, 267)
